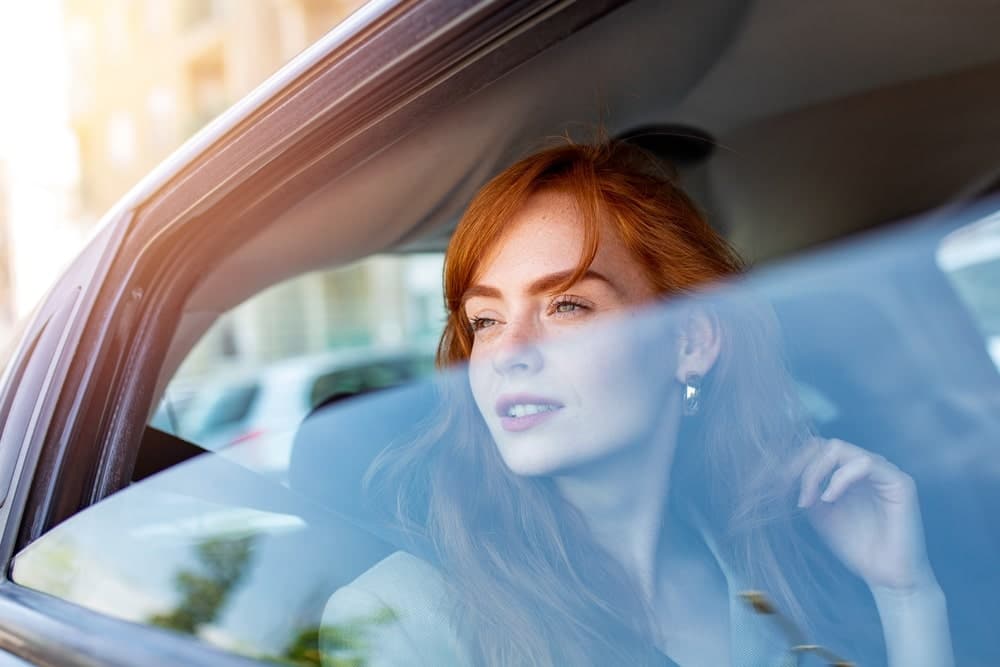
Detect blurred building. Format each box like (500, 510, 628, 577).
(0, 1, 83, 326)
(63, 0, 365, 220)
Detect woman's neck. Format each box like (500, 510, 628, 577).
(554, 420, 680, 603)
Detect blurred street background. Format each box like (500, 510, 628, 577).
(0, 0, 371, 350)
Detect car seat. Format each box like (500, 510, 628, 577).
(287, 380, 440, 568)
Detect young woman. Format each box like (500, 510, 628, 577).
(322, 141, 953, 666)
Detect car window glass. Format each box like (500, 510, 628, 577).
(182, 382, 261, 440)
(309, 358, 436, 406)
(937, 208, 1000, 367)
(12, 215, 1000, 665)
(151, 253, 443, 473)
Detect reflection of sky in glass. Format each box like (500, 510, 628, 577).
(937, 210, 1000, 271)
(11, 205, 1000, 665)
(938, 208, 1000, 367)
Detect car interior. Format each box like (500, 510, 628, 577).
(12, 0, 1000, 664)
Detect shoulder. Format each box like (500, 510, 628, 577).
(322, 551, 466, 667)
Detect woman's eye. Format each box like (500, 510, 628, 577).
(550, 298, 590, 316)
(469, 317, 498, 332)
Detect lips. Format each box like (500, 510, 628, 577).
(495, 393, 564, 432)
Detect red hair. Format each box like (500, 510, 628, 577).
(438, 140, 744, 366)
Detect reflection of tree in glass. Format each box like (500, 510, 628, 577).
(270, 606, 399, 667)
(149, 535, 255, 635)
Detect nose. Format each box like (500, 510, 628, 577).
(491, 317, 544, 376)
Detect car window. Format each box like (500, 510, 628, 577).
(309, 358, 434, 407)
(11, 210, 1000, 665)
(182, 382, 261, 441)
(151, 253, 443, 473)
(937, 208, 1000, 367)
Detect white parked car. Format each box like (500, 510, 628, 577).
(168, 348, 434, 471)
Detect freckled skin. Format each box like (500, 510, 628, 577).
(465, 190, 676, 476)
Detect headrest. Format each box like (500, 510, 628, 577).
(288, 380, 439, 559)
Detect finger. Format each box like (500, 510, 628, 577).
(819, 440, 909, 496)
(819, 455, 876, 503)
(859, 455, 907, 488)
(845, 456, 917, 505)
(822, 437, 868, 458)
(798, 443, 841, 508)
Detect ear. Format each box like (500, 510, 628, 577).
(675, 309, 721, 383)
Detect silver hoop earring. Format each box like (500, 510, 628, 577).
(683, 372, 702, 416)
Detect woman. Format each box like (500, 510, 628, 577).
(322, 140, 953, 666)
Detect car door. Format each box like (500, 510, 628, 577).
(0, 1, 634, 664)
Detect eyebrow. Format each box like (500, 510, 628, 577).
(462, 269, 620, 303)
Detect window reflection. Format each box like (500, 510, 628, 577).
(938, 209, 1000, 369)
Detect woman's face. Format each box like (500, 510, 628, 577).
(464, 189, 678, 476)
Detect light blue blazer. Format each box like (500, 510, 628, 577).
(321, 550, 803, 666)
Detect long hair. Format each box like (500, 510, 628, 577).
(367, 140, 848, 665)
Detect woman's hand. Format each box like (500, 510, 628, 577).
(795, 438, 937, 594)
